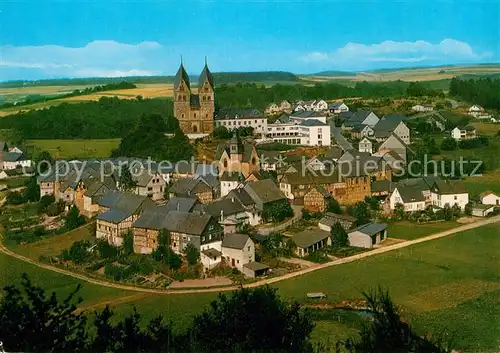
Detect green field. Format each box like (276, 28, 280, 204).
(464, 170, 500, 198)
(26, 139, 121, 159)
(387, 220, 461, 240)
(2, 223, 500, 351)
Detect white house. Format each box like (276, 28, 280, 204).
(468, 105, 485, 118)
(200, 240, 223, 271)
(358, 137, 373, 154)
(215, 109, 268, 135)
(221, 233, 255, 273)
(480, 192, 500, 206)
(265, 103, 280, 115)
(451, 126, 476, 141)
(289, 111, 327, 124)
(430, 179, 469, 211)
(3, 152, 32, 170)
(389, 186, 426, 212)
(412, 105, 434, 112)
(220, 171, 244, 197)
(267, 119, 331, 146)
(348, 223, 387, 249)
(329, 102, 349, 114)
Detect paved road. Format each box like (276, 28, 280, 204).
(1, 215, 499, 295)
(331, 126, 353, 151)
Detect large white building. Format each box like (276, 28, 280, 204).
(214, 108, 268, 135)
(267, 119, 331, 146)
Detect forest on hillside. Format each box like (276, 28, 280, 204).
(449, 77, 500, 110)
(0, 97, 175, 139)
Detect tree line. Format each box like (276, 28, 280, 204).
(0, 81, 137, 109)
(449, 77, 500, 110)
(0, 274, 453, 353)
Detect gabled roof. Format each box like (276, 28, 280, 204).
(395, 185, 425, 203)
(373, 118, 405, 134)
(319, 212, 357, 228)
(161, 196, 198, 213)
(98, 190, 155, 215)
(174, 63, 190, 90)
(215, 142, 255, 163)
(371, 179, 395, 193)
(329, 102, 345, 109)
(290, 111, 325, 119)
(349, 223, 387, 237)
(480, 191, 498, 199)
(97, 209, 130, 224)
(199, 63, 214, 87)
(5, 152, 26, 162)
(222, 233, 250, 250)
(133, 206, 171, 229)
(244, 179, 286, 205)
(220, 171, 244, 182)
(432, 178, 468, 195)
(133, 169, 157, 187)
(299, 119, 328, 127)
(201, 197, 246, 218)
(225, 187, 256, 207)
(215, 108, 262, 120)
(292, 228, 330, 249)
(164, 211, 213, 235)
(456, 125, 475, 131)
(170, 178, 211, 196)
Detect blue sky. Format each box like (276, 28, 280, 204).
(0, 0, 498, 80)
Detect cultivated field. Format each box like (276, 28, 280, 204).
(3, 223, 499, 351)
(26, 139, 121, 159)
(387, 220, 461, 240)
(0, 83, 174, 116)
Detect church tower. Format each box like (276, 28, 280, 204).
(172, 58, 214, 136)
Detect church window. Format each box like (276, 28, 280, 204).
(207, 96, 211, 101)
(194, 113, 197, 118)
(193, 125, 198, 133)
(223, 159, 228, 168)
(181, 113, 185, 118)
(252, 157, 256, 165)
(206, 114, 209, 118)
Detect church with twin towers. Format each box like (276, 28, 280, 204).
(173, 58, 215, 136)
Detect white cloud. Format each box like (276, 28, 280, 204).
(299, 39, 491, 67)
(0, 40, 164, 79)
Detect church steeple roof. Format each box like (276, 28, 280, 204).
(199, 57, 214, 87)
(174, 62, 191, 90)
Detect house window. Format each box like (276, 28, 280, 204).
(454, 196, 458, 200)
(247, 246, 250, 251)
(237, 260, 240, 264)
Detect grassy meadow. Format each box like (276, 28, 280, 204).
(26, 139, 120, 159)
(386, 220, 461, 240)
(2, 222, 499, 351)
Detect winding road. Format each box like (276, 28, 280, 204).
(1, 215, 499, 295)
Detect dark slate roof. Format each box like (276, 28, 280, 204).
(196, 174, 219, 189)
(373, 118, 404, 134)
(220, 171, 244, 181)
(133, 169, 155, 187)
(225, 188, 256, 207)
(199, 63, 214, 87)
(244, 179, 286, 204)
(98, 190, 155, 215)
(243, 261, 270, 271)
(170, 178, 211, 196)
(97, 209, 130, 223)
(174, 63, 190, 90)
(432, 178, 468, 195)
(345, 110, 375, 126)
(5, 152, 26, 162)
(195, 163, 218, 177)
(338, 111, 354, 120)
(299, 119, 328, 127)
(190, 94, 200, 108)
(133, 207, 171, 229)
(201, 198, 246, 218)
(396, 185, 425, 203)
(292, 228, 330, 249)
(319, 212, 357, 228)
(202, 248, 222, 257)
(290, 111, 324, 119)
(349, 223, 387, 237)
(456, 125, 476, 131)
(164, 211, 213, 235)
(329, 103, 343, 109)
(215, 142, 255, 163)
(222, 233, 250, 250)
(371, 180, 395, 193)
(161, 196, 198, 213)
(215, 108, 262, 120)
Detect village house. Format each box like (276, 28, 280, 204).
(468, 105, 489, 118)
(292, 228, 331, 257)
(303, 185, 331, 212)
(267, 119, 331, 146)
(220, 171, 244, 197)
(169, 177, 213, 203)
(215, 108, 268, 135)
(221, 233, 255, 272)
(411, 105, 434, 112)
(199, 196, 249, 228)
(480, 191, 500, 206)
(377, 134, 409, 164)
(216, 132, 260, 178)
(389, 185, 426, 212)
(133, 170, 166, 201)
(312, 99, 329, 112)
(289, 111, 327, 124)
(351, 125, 374, 140)
(342, 110, 380, 130)
(82, 177, 118, 217)
(329, 102, 349, 114)
(96, 191, 156, 247)
(279, 100, 292, 112)
(358, 137, 373, 154)
(265, 103, 280, 115)
(372, 116, 410, 145)
(430, 178, 469, 210)
(451, 126, 476, 140)
(2, 151, 32, 170)
(318, 212, 357, 232)
(347, 223, 387, 249)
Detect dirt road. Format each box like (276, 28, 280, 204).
(1, 215, 499, 295)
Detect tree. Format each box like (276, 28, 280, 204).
(394, 203, 405, 220)
(327, 197, 342, 214)
(65, 205, 85, 230)
(348, 201, 371, 225)
(464, 202, 473, 216)
(364, 196, 381, 212)
(34, 150, 54, 174)
(442, 204, 454, 221)
(23, 175, 40, 202)
(184, 243, 199, 266)
(97, 240, 119, 259)
(152, 230, 182, 270)
(119, 165, 137, 192)
(189, 286, 314, 352)
(123, 230, 134, 256)
(163, 182, 171, 200)
(0, 274, 88, 352)
(64, 240, 92, 264)
(211, 125, 232, 139)
(38, 194, 56, 212)
(441, 137, 457, 151)
(262, 200, 294, 223)
(330, 222, 349, 248)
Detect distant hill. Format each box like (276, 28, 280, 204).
(0, 71, 299, 88)
(312, 71, 356, 76)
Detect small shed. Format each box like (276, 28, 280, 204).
(480, 191, 500, 206)
(348, 223, 387, 249)
(292, 228, 332, 257)
(243, 262, 270, 278)
(472, 204, 495, 217)
(318, 213, 357, 232)
(201, 248, 223, 271)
